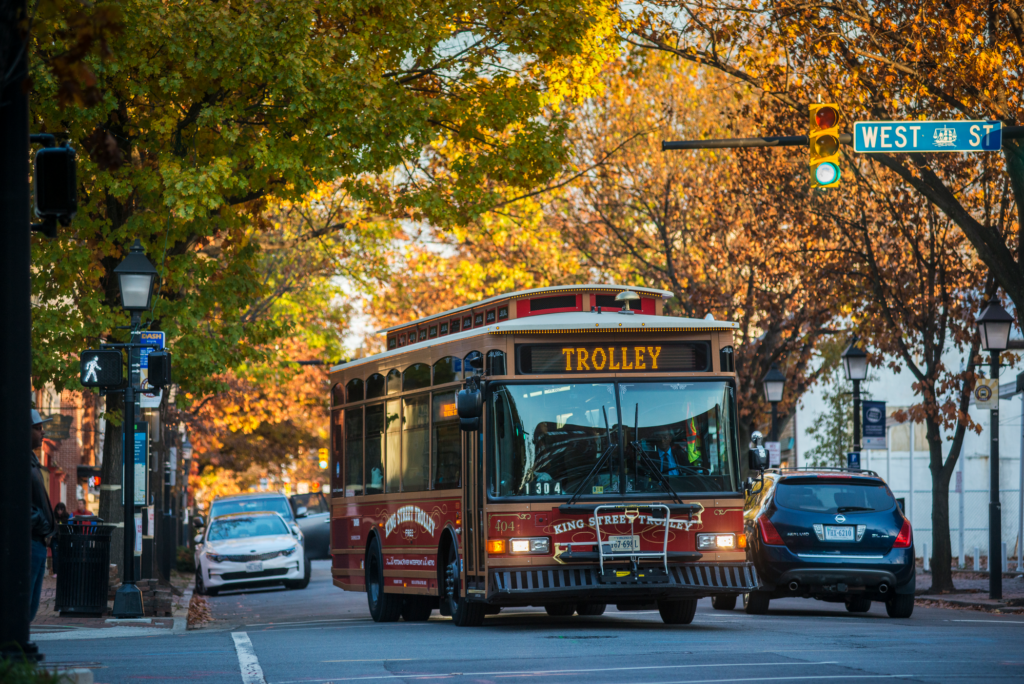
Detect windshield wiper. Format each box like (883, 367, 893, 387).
(629, 404, 684, 505)
(836, 506, 874, 513)
(565, 406, 618, 507)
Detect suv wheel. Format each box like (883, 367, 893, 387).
(885, 593, 914, 618)
(745, 591, 770, 615)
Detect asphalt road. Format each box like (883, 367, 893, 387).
(39, 560, 1024, 684)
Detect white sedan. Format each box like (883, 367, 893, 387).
(194, 511, 310, 595)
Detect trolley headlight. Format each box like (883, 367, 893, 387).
(509, 537, 550, 554)
(205, 551, 228, 563)
(697, 533, 736, 551)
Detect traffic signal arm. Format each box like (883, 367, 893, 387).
(662, 133, 853, 151)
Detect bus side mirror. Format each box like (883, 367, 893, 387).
(193, 515, 205, 529)
(748, 446, 768, 471)
(457, 379, 483, 432)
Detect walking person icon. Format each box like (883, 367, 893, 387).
(83, 356, 101, 383)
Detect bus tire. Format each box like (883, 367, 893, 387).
(575, 603, 606, 616)
(401, 596, 434, 622)
(744, 591, 771, 615)
(445, 543, 484, 626)
(366, 536, 402, 622)
(657, 598, 697, 625)
(711, 595, 737, 611)
(545, 604, 576, 617)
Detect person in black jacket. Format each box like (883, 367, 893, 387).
(30, 409, 55, 622)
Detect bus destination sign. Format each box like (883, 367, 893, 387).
(516, 342, 710, 374)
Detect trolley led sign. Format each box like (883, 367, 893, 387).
(516, 343, 710, 374)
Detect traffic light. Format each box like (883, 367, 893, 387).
(318, 448, 329, 469)
(79, 349, 123, 387)
(147, 351, 173, 388)
(809, 104, 842, 188)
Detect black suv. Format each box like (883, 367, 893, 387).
(743, 468, 915, 618)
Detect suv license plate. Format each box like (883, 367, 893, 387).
(607, 535, 641, 553)
(246, 561, 263, 573)
(824, 526, 855, 541)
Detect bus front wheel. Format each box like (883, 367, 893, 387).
(445, 543, 485, 626)
(657, 598, 697, 625)
(366, 537, 402, 622)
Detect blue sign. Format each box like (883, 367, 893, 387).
(139, 331, 165, 369)
(854, 120, 1001, 153)
(847, 451, 861, 471)
(862, 400, 886, 450)
(133, 422, 149, 505)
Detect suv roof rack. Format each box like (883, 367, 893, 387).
(768, 466, 881, 478)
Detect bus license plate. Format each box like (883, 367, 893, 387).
(607, 535, 641, 553)
(824, 526, 854, 542)
(246, 561, 263, 573)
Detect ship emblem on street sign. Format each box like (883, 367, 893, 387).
(933, 125, 957, 146)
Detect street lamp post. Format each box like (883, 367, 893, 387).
(977, 300, 1013, 601)
(842, 338, 868, 466)
(762, 364, 786, 443)
(111, 240, 158, 618)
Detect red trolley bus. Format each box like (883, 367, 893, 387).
(328, 285, 758, 625)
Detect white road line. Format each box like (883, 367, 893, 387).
(950, 619, 1024, 624)
(232, 632, 267, 684)
(271, 660, 838, 683)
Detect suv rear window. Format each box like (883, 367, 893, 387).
(775, 480, 895, 514)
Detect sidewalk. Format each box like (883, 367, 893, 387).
(915, 568, 1024, 614)
(32, 568, 194, 640)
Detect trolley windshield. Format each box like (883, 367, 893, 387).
(489, 381, 738, 498)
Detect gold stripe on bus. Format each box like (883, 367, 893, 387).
(383, 570, 435, 579)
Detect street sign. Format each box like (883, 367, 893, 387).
(863, 400, 887, 449)
(133, 421, 149, 506)
(847, 451, 861, 470)
(139, 331, 165, 408)
(766, 441, 781, 467)
(79, 349, 123, 387)
(854, 120, 1001, 153)
(975, 378, 999, 409)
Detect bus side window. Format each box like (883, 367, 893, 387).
(331, 409, 344, 495)
(402, 394, 430, 492)
(346, 378, 364, 403)
(386, 369, 401, 395)
(365, 404, 385, 495)
(344, 407, 363, 496)
(366, 373, 385, 399)
(486, 350, 506, 375)
(386, 400, 402, 492)
(465, 351, 483, 378)
(432, 391, 460, 489)
(332, 383, 345, 407)
(432, 357, 460, 385)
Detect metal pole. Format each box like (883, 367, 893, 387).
(112, 319, 143, 617)
(886, 425, 891, 483)
(990, 353, 1002, 600)
(1018, 391, 1023, 573)
(770, 401, 779, 442)
(909, 418, 914, 528)
(0, 0, 40, 661)
(852, 378, 861, 453)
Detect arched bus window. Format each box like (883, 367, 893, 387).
(432, 357, 461, 385)
(365, 404, 384, 495)
(487, 350, 507, 375)
(344, 408, 363, 496)
(330, 409, 344, 494)
(332, 383, 345, 406)
(366, 373, 385, 399)
(402, 393, 430, 491)
(464, 351, 483, 378)
(346, 378, 364, 403)
(386, 369, 401, 395)
(403, 363, 430, 391)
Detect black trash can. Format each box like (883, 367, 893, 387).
(55, 520, 113, 617)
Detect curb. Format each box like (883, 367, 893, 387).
(915, 595, 1024, 614)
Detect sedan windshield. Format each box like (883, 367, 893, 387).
(489, 381, 737, 498)
(208, 516, 289, 540)
(210, 497, 293, 521)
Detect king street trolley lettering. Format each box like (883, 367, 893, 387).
(516, 342, 710, 374)
(384, 505, 437, 538)
(552, 513, 702, 535)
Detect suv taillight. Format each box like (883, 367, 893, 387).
(893, 518, 912, 549)
(758, 516, 785, 546)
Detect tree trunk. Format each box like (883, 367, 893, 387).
(99, 392, 124, 580)
(927, 419, 956, 593)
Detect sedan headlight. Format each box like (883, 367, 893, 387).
(281, 546, 298, 557)
(697, 533, 736, 551)
(205, 551, 228, 563)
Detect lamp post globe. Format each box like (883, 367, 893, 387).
(976, 300, 1013, 353)
(762, 363, 786, 403)
(113, 239, 158, 313)
(841, 338, 868, 382)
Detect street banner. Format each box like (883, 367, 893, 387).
(134, 422, 149, 506)
(134, 513, 143, 556)
(854, 120, 1001, 153)
(863, 400, 887, 449)
(847, 452, 861, 470)
(974, 378, 999, 409)
(766, 441, 781, 467)
(139, 331, 165, 408)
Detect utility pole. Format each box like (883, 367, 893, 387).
(0, 0, 41, 661)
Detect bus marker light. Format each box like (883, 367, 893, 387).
(487, 539, 507, 554)
(738, 533, 747, 548)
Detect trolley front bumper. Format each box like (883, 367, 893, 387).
(486, 562, 758, 604)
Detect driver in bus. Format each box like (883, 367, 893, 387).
(655, 434, 683, 476)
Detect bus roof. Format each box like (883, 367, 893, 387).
(331, 309, 738, 374)
(375, 284, 675, 334)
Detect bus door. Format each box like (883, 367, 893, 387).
(462, 429, 486, 595)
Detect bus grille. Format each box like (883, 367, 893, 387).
(490, 563, 758, 593)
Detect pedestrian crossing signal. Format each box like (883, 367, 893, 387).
(809, 104, 842, 188)
(79, 350, 123, 388)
